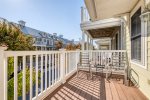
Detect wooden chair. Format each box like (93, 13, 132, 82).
(107, 52, 127, 84)
(77, 52, 91, 79)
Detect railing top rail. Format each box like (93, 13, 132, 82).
(4, 50, 127, 57)
(77, 50, 127, 52)
(4, 51, 61, 57)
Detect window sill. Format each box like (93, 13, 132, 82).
(131, 60, 147, 69)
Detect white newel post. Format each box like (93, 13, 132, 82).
(82, 31, 85, 51)
(87, 35, 89, 50)
(76, 50, 80, 70)
(60, 49, 66, 84)
(0, 46, 7, 100)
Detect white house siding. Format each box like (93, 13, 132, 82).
(124, 1, 150, 99)
(147, 21, 150, 71)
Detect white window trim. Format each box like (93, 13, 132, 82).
(131, 60, 147, 69)
(130, 16, 148, 69)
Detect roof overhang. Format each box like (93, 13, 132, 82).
(81, 18, 121, 31)
(81, 18, 121, 39)
(88, 26, 119, 38)
(95, 38, 111, 44)
(84, 0, 139, 21)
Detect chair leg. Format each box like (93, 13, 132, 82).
(77, 69, 79, 78)
(124, 73, 127, 85)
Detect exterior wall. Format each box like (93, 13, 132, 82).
(123, 0, 150, 99)
(147, 21, 150, 70)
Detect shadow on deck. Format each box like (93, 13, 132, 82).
(44, 71, 147, 100)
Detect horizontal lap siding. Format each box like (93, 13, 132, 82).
(147, 22, 150, 71)
(130, 64, 150, 99)
(124, 1, 150, 99)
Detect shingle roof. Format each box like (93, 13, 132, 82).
(20, 26, 42, 37)
(0, 18, 74, 44)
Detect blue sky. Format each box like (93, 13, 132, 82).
(0, 0, 84, 41)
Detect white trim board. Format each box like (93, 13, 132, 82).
(81, 18, 121, 31)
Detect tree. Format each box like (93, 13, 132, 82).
(65, 43, 76, 50)
(0, 19, 35, 50)
(75, 43, 81, 50)
(55, 40, 63, 50)
(0, 19, 37, 100)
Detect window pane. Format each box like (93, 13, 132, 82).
(131, 37, 141, 60)
(131, 8, 141, 61)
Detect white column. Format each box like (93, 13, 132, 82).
(91, 39, 93, 50)
(87, 35, 89, 50)
(81, 7, 84, 22)
(109, 39, 111, 50)
(82, 31, 85, 50)
(60, 49, 66, 83)
(141, 15, 148, 68)
(89, 38, 92, 50)
(90, 39, 93, 50)
(0, 47, 7, 100)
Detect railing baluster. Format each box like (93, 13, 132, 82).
(14, 56, 18, 100)
(52, 54, 54, 85)
(49, 54, 51, 86)
(58, 53, 60, 81)
(55, 53, 56, 83)
(56, 54, 58, 81)
(30, 55, 33, 100)
(23, 56, 26, 100)
(68, 52, 70, 72)
(36, 55, 38, 97)
(99, 52, 100, 65)
(65, 53, 67, 75)
(45, 54, 47, 89)
(4, 57, 8, 100)
(67, 52, 69, 74)
(41, 54, 43, 92)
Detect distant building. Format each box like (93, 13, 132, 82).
(57, 35, 74, 48)
(0, 18, 74, 50)
(17, 20, 54, 50)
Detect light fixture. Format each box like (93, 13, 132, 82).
(140, 3, 150, 21)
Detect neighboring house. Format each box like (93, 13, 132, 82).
(57, 35, 74, 48)
(17, 21, 75, 50)
(0, 18, 74, 50)
(17, 20, 56, 51)
(81, 0, 150, 98)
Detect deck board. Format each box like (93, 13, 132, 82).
(44, 71, 148, 100)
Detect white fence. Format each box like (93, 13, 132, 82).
(81, 7, 90, 23)
(0, 49, 79, 100)
(0, 49, 126, 100)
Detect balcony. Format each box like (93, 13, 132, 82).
(81, 7, 90, 23)
(45, 72, 147, 100)
(33, 41, 47, 46)
(0, 49, 148, 100)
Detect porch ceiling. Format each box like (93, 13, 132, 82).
(84, 0, 139, 21)
(88, 26, 120, 38)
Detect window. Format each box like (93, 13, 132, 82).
(43, 39, 46, 42)
(47, 40, 49, 45)
(131, 8, 141, 61)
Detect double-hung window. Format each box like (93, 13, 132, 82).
(131, 8, 141, 61)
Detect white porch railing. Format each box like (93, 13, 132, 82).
(81, 7, 90, 23)
(0, 49, 127, 100)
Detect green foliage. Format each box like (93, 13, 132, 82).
(0, 19, 35, 50)
(55, 40, 63, 50)
(8, 57, 14, 80)
(8, 68, 38, 100)
(65, 43, 75, 50)
(75, 43, 81, 50)
(0, 19, 37, 99)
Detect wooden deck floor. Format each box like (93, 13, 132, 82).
(44, 71, 147, 100)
